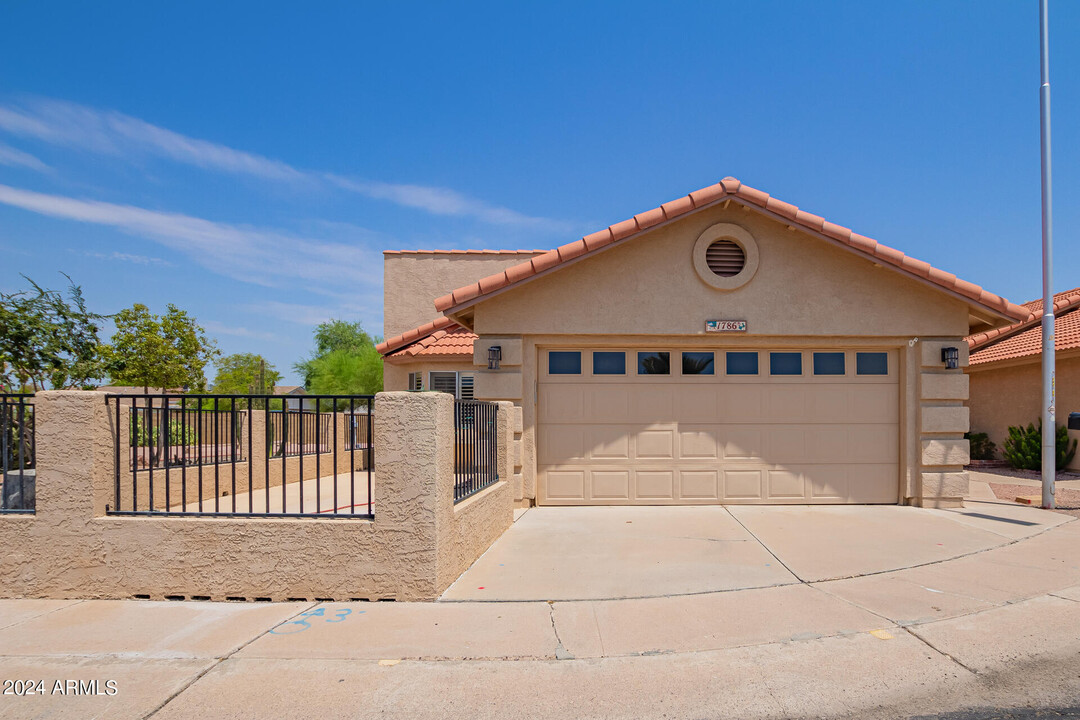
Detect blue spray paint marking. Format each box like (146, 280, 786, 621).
(270, 607, 365, 635)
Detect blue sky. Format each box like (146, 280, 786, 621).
(1, 1, 1077, 386)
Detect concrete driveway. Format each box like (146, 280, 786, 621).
(441, 497, 1071, 601)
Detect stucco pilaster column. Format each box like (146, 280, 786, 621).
(35, 391, 114, 519)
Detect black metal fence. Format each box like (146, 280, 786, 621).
(107, 394, 374, 518)
(1, 394, 35, 513)
(454, 400, 498, 503)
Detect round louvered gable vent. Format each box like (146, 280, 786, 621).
(705, 239, 746, 277)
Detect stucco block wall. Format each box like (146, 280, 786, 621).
(384, 252, 543, 338)
(967, 353, 1080, 471)
(0, 391, 512, 602)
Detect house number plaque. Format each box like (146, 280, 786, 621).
(705, 320, 747, 332)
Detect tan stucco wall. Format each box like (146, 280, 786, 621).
(470, 207, 971, 338)
(456, 205, 976, 507)
(384, 252, 544, 338)
(967, 352, 1080, 471)
(0, 391, 512, 602)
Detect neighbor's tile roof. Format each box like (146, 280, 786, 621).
(433, 176, 1030, 323)
(967, 288, 1080, 366)
(381, 321, 477, 359)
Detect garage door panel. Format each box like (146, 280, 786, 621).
(539, 425, 586, 464)
(850, 386, 898, 423)
(591, 471, 630, 500)
(679, 426, 720, 459)
(635, 429, 675, 460)
(628, 387, 674, 423)
(806, 465, 851, 500)
(586, 386, 630, 423)
(541, 386, 585, 423)
(718, 385, 763, 422)
(805, 386, 852, 423)
(764, 386, 807, 422)
(764, 427, 806, 463)
(767, 469, 806, 500)
(538, 347, 899, 505)
(723, 470, 764, 500)
(673, 386, 720, 422)
(680, 470, 719, 500)
(588, 427, 631, 460)
(635, 471, 675, 499)
(723, 427, 763, 461)
(546, 471, 586, 500)
(849, 426, 899, 463)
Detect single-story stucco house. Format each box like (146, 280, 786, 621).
(966, 287, 1080, 471)
(378, 177, 1030, 508)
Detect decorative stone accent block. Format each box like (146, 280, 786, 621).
(921, 471, 969, 499)
(921, 373, 969, 401)
(921, 438, 970, 467)
(920, 406, 970, 434)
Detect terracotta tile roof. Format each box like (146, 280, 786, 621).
(433, 177, 1030, 323)
(272, 386, 305, 395)
(379, 320, 476, 359)
(383, 249, 547, 255)
(376, 316, 459, 355)
(968, 288, 1080, 365)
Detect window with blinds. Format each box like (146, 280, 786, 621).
(429, 371, 475, 399)
(407, 372, 422, 391)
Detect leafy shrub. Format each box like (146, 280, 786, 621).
(131, 415, 195, 448)
(1003, 421, 1077, 471)
(965, 432, 996, 461)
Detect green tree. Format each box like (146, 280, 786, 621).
(295, 320, 383, 395)
(104, 303, 219, 392)
(0, 274, 106, 390)
(212, 353, 283, 395)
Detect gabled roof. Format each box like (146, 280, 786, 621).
(383, 322, 477, 360)
(433, 177, 1030, 325)
(967, 288, 1080, 366)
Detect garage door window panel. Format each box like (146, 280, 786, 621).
(813, 352, 846, 376)
(856, 352, 889, 376)
(637, 352, 670, 375)
(549, 351, 582, 375)
(726, 352, 759, 376)
(682, 351, 715, 375)
(593, 351, 626, 375)
(770, 352, 803, 376)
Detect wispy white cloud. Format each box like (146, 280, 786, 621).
(76, 249, 173, 266)
(0, 98, 301, 181)
(324, 174, 566, 229)
(0, 183, 382, 292)
(0, 141, 48, 172)
(0, 97, 567, 229)
(203, 320, 282, 342)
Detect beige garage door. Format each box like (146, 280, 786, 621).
(537, 348, 899, 505)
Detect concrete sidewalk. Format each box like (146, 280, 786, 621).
(0, 504, 1078, 718)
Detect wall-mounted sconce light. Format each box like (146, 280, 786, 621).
(941, 347, 959, 370)
(488, 345, 502, 370)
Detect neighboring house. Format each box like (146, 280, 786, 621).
(272, 386, 317, 412)
(966, 288, 1080, 471)
(378, 177, 1028, 508)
